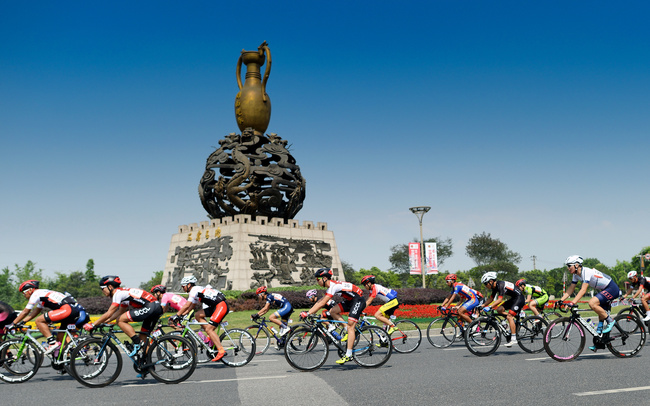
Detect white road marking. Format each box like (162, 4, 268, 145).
(574, 386, 650, 396)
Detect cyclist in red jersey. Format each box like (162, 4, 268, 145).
(84, 275, 163, 356)
(301, 268, 366, 365)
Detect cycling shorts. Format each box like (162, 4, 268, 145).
(377, 299, 399, 318)
(206, 301, 229, 327)
(502, 295, 525, 316)
(595, 280, 620, 311)
(274, 302, 293, 320)
(338, 297, 366, 322)
(461, 297, 480, 312)
(127, 301, 164, 332)
(530, 293, 549, 308)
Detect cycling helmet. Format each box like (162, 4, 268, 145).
(99, 275, 122, 288)
(306, 289, 317, 298)
(151, 285, 167, 294)
(256, 286, 267, 295)
(515, 279, 526, 288)
(565, 255, 583, 266)
(445, 274, 457, 282)
(360, 275, 375, 285)
(481, 272, 497, 284)
(19, 280, 40, 292)
(628, 271, 638, 280)
(180, 275, 197, 286)
(314, 268, 333, 279)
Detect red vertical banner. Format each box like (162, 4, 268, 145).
(425, 242, 438, 274)
(409, 242, 421, 275)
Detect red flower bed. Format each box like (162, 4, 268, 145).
(363, 304, 442, 319)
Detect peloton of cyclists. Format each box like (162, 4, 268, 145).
(623, 271, 650, 321)
(481, 272, 525, 347)
(515, 279, 549, 317)
(439, 274, 482, 325)
(252, 286, 293, 336)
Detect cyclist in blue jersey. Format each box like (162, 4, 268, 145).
(439, 274, 481, 324)
(252, 286, 293, 336)
(361, 275, 399, 334)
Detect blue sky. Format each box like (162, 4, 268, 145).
(1, 1, 648, 287)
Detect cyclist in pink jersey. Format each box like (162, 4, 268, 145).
(150, 285, 188, 313)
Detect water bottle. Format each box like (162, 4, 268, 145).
(271, 327, 278, 335)
(331, 331, 341, 340)
(197, 331, 210, 344)
(586, 318, 595, 328)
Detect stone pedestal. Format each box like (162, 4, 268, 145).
(161, 214, 343, 291)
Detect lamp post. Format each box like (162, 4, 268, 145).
(409, 206, 430, 288)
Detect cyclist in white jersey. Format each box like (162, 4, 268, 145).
(558, 255, 620, 339)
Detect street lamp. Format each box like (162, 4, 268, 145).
(409, 206, 431, 288)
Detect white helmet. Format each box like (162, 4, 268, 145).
(481, 272, 497, 284)
(565, 255, 583, 266)
(628, 271, 638, 280)
(306, 289, 317, 298)
(180, 275, 197, 286)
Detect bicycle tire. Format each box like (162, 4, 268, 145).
(70, 337, 122, 388)
(607, 313, 646, 358)
(464, 317, 500, 356)
(353, 325, 392, 368)
(517, 316, 548, 354)
(148, 334, 197, 384)
(245, 324, 271, 355)
(284, 326, 329, 372)
(391, 320, 421, 353)
(543, 317, 585, 362)
(0, 339, 42, 383)
(219, 328, 256, 367)
(427, 317, 458, 348)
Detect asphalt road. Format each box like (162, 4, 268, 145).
(3, 339, 649, 406)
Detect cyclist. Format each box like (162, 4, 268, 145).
(150, 284, 188, 316)
(481, 272, 525, 347)
(13, 280, 89, 355)
(623, 271, 650, 321)
(361, 275, 399, 334)
(301, 268, 366, 365)
(0, 300, 17, 334)
(439, 274, 481, 325)
(558, 255, 621, 340)
(306, 289, 339, 336)
(83, 275, 163, 357)
(252, 286, 293, 336)
(171, 275, 228, 362)
(515, 279, 549, 317)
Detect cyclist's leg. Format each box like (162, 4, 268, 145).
(375, 299, 399, 330)
(204, 302, 229, 353)
(459, 298, 479, 324)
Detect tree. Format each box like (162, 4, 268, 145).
(2, 261, 43, 308)
(139, 270, 163, 292)
(342, 261, 356, 282)
(388, 237, 453, 274)
(85, 259, 97, 284)
(465, 232, 521, 266)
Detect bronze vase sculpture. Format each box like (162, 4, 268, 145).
(235, 41, 271, 134)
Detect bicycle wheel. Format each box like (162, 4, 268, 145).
(464, 317, 500, 356)
(69, 337, 122, 388)
(427, 317, 458, 348)
(353, 326, 392, 368)
(607, 313, 646, 358)
(543, 317, 585, 362)
(284, 326, 328, 371)
(219, 328, 256, 367)
(245, 325, 271, 355)
(517, 316, 548, 354)
(148, 335, 197, 384)
(0, 339, 42, 383)
(391, 320, 421, 353)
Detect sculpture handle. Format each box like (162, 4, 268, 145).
(260, 43, 272, 102)
(236, 54, 243, 91)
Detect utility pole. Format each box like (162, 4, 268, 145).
(530, 255, 537, 271)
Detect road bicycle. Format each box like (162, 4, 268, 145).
(464, 309, 548, 356)
(543, 302, 646, 362)
(68, 323, 196, 387)
(245, 315, 292, 355)
(427, 308, 468, 348)
(0, 323, 87, 383)
(357, 314, 422, 353)
(284, 315, 392, 371)
(160, 313, 255, 366)
(614, 298, 650, 331)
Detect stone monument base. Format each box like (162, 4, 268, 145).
(161, 214, 343, 292)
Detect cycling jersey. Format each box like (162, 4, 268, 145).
(451, 282, 479, 301)
(187, 285, 226, 307)
(368, 284, 398, 303)
(571, 267, 612, 291)
(522, 285, 547, 298)
(160, 292, 188, 311)
(325, 281, 363, 301)
(266, 293, 293, 319)
(630, 276, 650, 291)
(0, 301, 17, 329)
(24, 289, 76, 310)
(490, 281, 524, 301)
(111, 288, 158, 308)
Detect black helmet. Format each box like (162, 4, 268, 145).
(99, 275, 122, 288)
(19, 280, 40, 292)
(314, 268, 333, 279)
(361, 275, 375, 285)
(151, 285, 167, 294)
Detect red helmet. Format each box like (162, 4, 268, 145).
(515, 279, 526, 288)
(256, 286, 267, 295)
(445, 274, 457, 282)
(19, 280, 40, 292)
(314, 268, 333, 279)
(361, 275, 375, 285)
(99, 275, 122, 288)
(151, 285, 167, 294)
